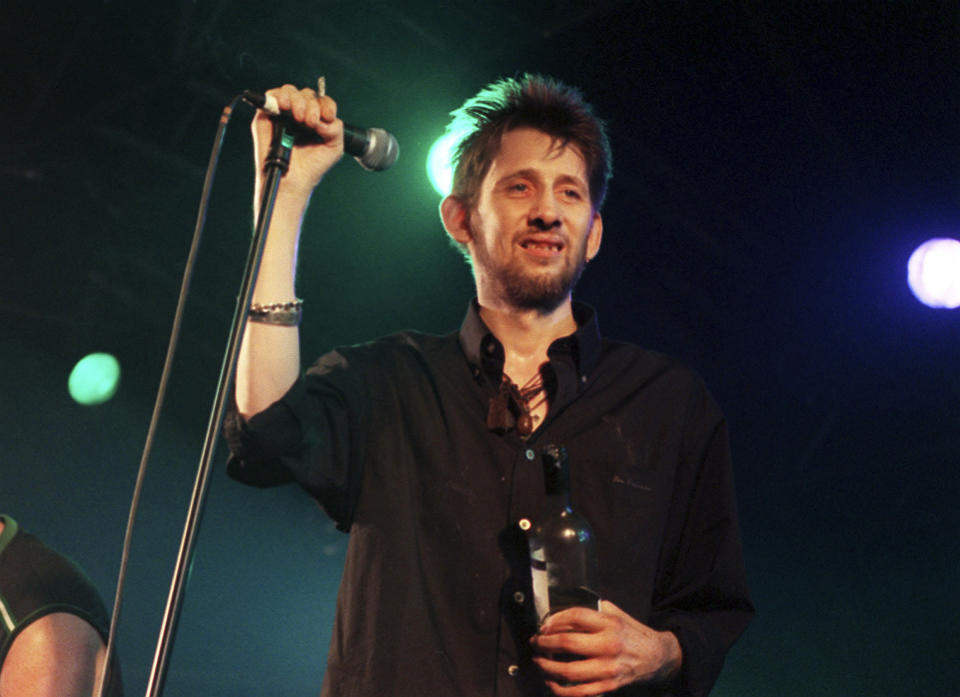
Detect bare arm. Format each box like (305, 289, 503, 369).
(0, 613, 107, 697)
(235, 83, 344, 419)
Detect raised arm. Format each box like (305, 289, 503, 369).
(235, 83, 344, 419)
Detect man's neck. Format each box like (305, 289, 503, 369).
(478, 297, 577, 386)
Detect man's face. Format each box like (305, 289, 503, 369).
(464, 128, 602, 314)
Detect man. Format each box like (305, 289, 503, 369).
(0, 515, 123, 697)
(226, 75, 753, 696)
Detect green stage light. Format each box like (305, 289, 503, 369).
(68, 352, 121, 405)
(426, 132, 458, 197)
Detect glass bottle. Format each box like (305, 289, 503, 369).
(528, 444, 600, 626)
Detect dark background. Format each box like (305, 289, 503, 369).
(2, 2, 958, 695)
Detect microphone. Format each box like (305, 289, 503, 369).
(242, 90, 399, 172)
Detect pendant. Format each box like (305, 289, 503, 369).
(517, 412, 534, 437)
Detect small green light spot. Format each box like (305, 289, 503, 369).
(69, 353, 121, 405)
(426, 132, 458, 197)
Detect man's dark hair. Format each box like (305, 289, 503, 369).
(445, 74, 613, 211)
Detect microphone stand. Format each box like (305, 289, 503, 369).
(144, 119, 296, 697)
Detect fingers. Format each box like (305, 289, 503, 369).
(530, 605, 627, 694)
(248, 81, 346, 202)
(535, 656, 621, 697)
(539, 606, 609, 635)
(261, 83, 339, 134)
(532, 624, 623, 659)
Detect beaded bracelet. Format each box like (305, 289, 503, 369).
(248, 299, 303, 327)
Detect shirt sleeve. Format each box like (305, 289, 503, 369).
(646, 386, 754, 697)
(223, 347, 371, 530)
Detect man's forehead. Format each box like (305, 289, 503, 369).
(487, 127, 588, 178)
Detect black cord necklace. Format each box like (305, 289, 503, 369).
(486, 372, 547, 438)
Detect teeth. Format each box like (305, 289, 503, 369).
(522, 242, 562, 251)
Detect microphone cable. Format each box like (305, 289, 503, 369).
(95, 94, 246, 697)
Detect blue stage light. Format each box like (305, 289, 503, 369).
(68, 352, 121, 405)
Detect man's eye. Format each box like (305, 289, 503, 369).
(562, 188, 582, 199)
(509, 182, 529, 192)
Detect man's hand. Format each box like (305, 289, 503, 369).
(529, 600, 682, 696)
(251, 83, 344, 209)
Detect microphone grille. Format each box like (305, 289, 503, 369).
(355, 128, 399, 172)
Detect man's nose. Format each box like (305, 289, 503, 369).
(528, 191, 561, 229)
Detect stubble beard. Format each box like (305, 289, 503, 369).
(471, 231, 589, 315)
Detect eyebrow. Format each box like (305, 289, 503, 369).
(496, 168, 588, 190)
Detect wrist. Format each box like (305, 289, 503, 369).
(655, 630, 682, 683)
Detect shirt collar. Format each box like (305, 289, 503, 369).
(458, 298, 602, 383)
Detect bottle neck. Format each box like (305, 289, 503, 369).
(544, 489, 572, 513)
(541, 443, 571, 511)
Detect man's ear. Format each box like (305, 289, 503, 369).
(585, 212, 603, 262)
(440, 194, 473, 246)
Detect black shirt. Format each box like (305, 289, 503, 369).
(225, 301, 753, 697)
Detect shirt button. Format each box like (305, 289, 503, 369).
(525, 449, 535, 461)
(518, 518, 531, 531)
(513, 591, 525, 604)
(485, 341, 496, 354)
(508, 665, 519, 677)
